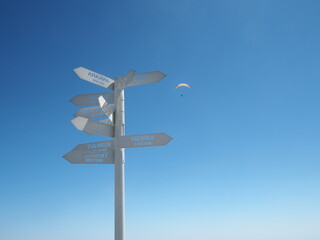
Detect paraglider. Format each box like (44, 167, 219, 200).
(175, 83, 191, 89)
(175, 83, 190, 97)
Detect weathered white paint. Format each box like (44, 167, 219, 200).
(70, 93, 114, 106)
(116, 133, 173, 148)
(74, 67, 114, 89)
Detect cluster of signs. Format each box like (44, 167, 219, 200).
(64, 67, 172, 164)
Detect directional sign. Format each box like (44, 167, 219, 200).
(70, 93, 114, 106)
(63, 146, 114, 164)
(99, 118, 113, 124)
(73, 140, 114, 151)
(63, 150, 114, 164)
(74, 67, 114, 90)
(116, 133, 173, 148)
(126, 71, 166, 87)
(71, 116, 114, 137)
(64, 140, 115, 164)
(115, 70, 135, 91)
(98, 96, 115, 117)
(74, 106, 105, 119)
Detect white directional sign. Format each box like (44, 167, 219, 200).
(127, 71, 166, 87)
(63, 149, 114, 164)
(74, 106, 105, 118)
(116, 133, 173, 148)
(99, 118, 113, 124)
(71, 116, 114, 137)
(73, 140, 114, 150)
(64, 140, 114, 164)
(70, 93, 114, 106)
(98, 96, 115, 117)
(63, 150, 114, 164)
(74, 67, 114, 90)
(115, 70, 135, 91)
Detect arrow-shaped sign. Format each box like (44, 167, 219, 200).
(115, 70, 135, 91)
(64, 139, 114, 164)
(64, 150, 114, 164)
(116, 133, 173, 148)
(74, 106, 105, 119)
(99, 118, 113, 124)
(70, 93, 114, 106)
(127, 71, 166, 87)
(98, 96, 115, 117)
(74, 67, 114, 90)
(73, 140, 114, 151)
(71, 116, 114, 137)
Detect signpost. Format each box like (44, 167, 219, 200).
(65, 66, 172, 240)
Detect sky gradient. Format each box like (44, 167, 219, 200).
(1, 0, 320, 240)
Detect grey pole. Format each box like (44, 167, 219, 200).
(114, 79, 125, 240)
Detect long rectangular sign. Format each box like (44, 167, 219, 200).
(115, 70, 135, 91)
(116, 133, 172, 148)
(70, 93, 114, 106)
(98, 96, 115, 117)
(63, 150, 114, 164)
(71, 116, 114, 137)
(74, 106, 105, 119)
(73, 140, 114, 151)
(99, 118, 113, 124)
(64, 140, 114, 164)
(127, 71, 166, 87)
(74, 67, 114, 90)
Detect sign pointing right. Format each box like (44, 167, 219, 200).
(127, 71, 166, 87)
(116, 133, 173, 148)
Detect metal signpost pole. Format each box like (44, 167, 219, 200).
(66, 67, 172, 240)
(114, 79, 125, 240)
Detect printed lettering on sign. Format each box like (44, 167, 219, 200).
(88, 72, 112, 86)
(87, 142, 112, 150)
(116, 133, 172, 148)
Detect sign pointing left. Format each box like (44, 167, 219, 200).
(98, 96, 115, 117)
(63, 149, 114, 164)
(74, 67, 114, 90)
(74, 106, 106, 119)
(64, 140, 115, 164)
(70, 93, 114, 106)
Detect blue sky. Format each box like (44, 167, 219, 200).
(1, 0, 320, 239)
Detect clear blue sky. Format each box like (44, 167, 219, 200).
(1, 0, 320, 239)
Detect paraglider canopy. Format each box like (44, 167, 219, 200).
(175, 83, 190, 97)
(175, 83, 191, 89)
